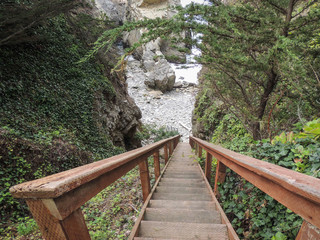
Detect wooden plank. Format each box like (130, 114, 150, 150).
(60, 208, 90, 240)
(53, 154, 149, 219)
(198, 145, 202, 158)
(196, 159, 239, 240)
(190, 136, 320, 229)
(211, 151, 320, 229)
(168, 142, 173, 156)
(296, 221, 320, 240)
(128, 151, 172, 240)
(192, 136, 320, 203)
(10, 135, 180, 199)
(214, 160, 226, 195)
(26, 199, 67, 240)
(164, 144, 169, 164)
(153, 150, 160, 180)
(205, 152, 212, 182)
(139, 158, 151, 202)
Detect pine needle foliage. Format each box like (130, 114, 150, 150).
(88, 0, 320, 140)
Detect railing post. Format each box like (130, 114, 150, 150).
(205, 152, 213, 181)
(296, 221, 320, 240)
(198, 145, 202, 158)
(139, 157, 151, 202)
(164, 144, 168, 164)
(153, 150, 160, 181)
(26, 199, 90, 240)
(168, 141, 173, 156)
(214, 160, 227, 195)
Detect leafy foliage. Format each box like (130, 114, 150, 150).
(88, 0, 320, 140)
(215, 119, 320, 239)
(0, 14, 124, 232)
(136, 124, 180, 144)
(0, 0, 86, 45)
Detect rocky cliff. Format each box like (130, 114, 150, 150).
(97, 0, 186, 93)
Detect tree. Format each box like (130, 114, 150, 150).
(0, 0, 84, 46)
(89, 0, 320, 140)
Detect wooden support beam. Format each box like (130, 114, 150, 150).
(296, 221, 320, 240)
(205, 152, 213, 182)
(168, 142, 173, 156)
(164, 144, 168, 164)
(214, 160, 226, 195)
(139, 158, 151, 202)
(153, 150, 160, 181)
(198, 145, 202, 158)
(26, 199, 90, 240)
(61, 208, 91, 240)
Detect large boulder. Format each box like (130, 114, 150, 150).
(95, 0, 127, 24)
(145, 58, 176, 92)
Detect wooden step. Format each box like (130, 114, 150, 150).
(152, 192, 212, 201)
(138, 221, 228, 239)
(160, 178, 204, 184)
(155, 186, 208, 194)
(148, 200, 216, 211)
(162, 173, 202, 179)
(144, 208, 221, 223)
(165, 167, 199, 172)
(165, 169, 200, 174)
(158, 181, 205, 188)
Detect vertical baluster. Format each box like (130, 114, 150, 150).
(214, 160, 227, 195)
(205, 152, 213, 182)
(26, 199, 91, 240)
(164, 144, 168, 164)
(139, 158, 151, 202)
(198, 145, 202, 158)
(168, 141, 173, 156)
(153, 150, 160, 181)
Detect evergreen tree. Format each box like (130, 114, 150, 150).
(88, 0, 320, 139)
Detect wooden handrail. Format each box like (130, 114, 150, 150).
(10, 135, 180, 240)
(189, 136, 320, 237)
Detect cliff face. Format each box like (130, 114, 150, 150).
(0, 1, 142, 223)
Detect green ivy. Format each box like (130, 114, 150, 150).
(216, 119, 320, 239)
(0, 14, 124, 231)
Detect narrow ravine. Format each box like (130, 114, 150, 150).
(126, 58, 198, 142)
(125, 0, 205, 142)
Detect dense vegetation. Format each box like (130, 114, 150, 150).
(0, 3, 125, 236)
(1, 0, 320, 239)
(91, 0, 320, 139)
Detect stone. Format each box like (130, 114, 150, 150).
(144, 59, 176, 92)
(95, 0, 127, 24)
(173, 81, 183, 88)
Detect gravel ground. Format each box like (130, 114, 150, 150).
(126, 58, 199, 142)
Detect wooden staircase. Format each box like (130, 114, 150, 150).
(130, 142, 234, 240)
(10, 135, 320, 240)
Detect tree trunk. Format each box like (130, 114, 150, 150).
(251, 121, 261, 140)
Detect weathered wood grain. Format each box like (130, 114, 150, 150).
(190, 136, 320, 229)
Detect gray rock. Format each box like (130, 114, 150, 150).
(145, 59, 176, 92)
(173, 81, 183, 88)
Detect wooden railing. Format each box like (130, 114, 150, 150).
(10, 135, 180, 240)
(189, 136, 320, 239)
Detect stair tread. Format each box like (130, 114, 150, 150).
(162, 174, 202, 179)
(156, 186, 208, 194)
(144, 208, 221, 223)
(158, 182, 205, 188)
(152, 192, 212, 201)
(160, 178, 204, 183)
(148, 200, 216, 210)
(139, 221, 228, 239)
